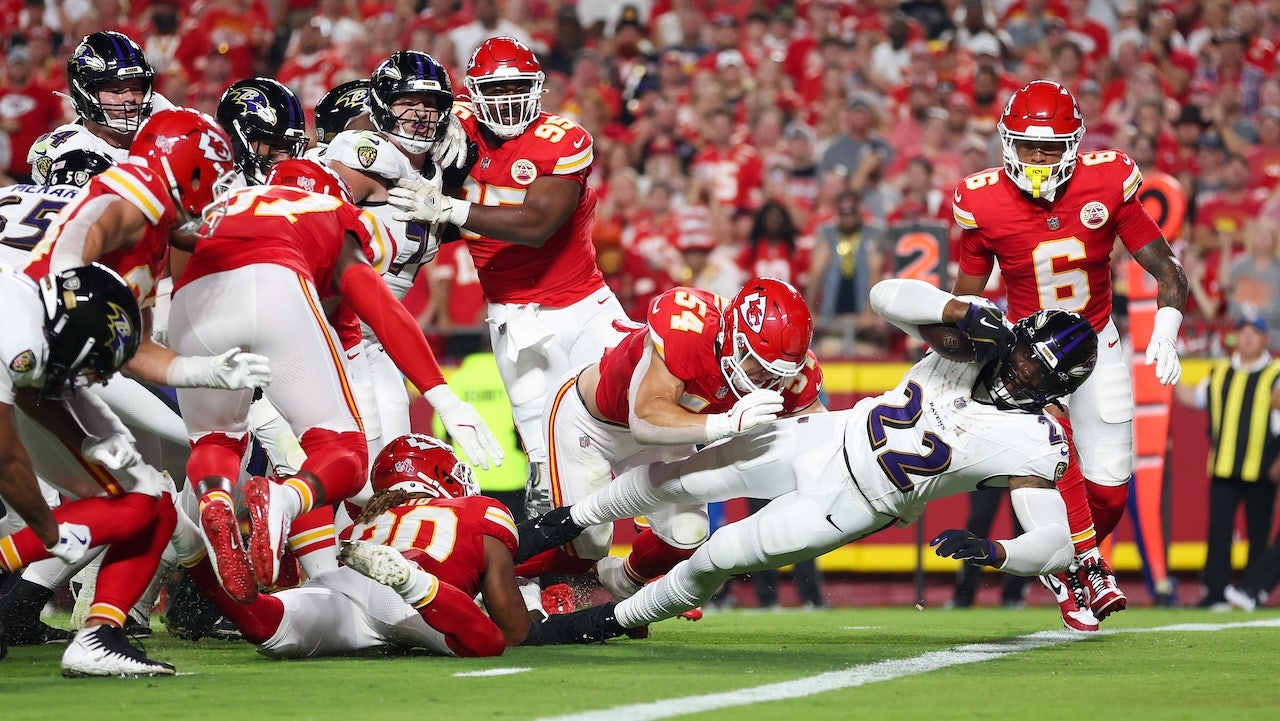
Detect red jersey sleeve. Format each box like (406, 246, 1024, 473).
(647, 287, 726, 382)
(781, 351, 823, 413)
(475, 496, 518, 557)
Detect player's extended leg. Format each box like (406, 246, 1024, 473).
(614, 487, 878, 628)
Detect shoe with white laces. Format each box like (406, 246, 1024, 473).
(199, 498, 257, 604)
(60, 624, 175, 678)
(1077, 555, 1127, 620)
(596, 555, 644, 601)
(246, 476, 295, 588)
(1039, 571, 1099, 632)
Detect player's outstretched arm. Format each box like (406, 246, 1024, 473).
(390, 174, 579, 247)
(0, 399, 59, 548)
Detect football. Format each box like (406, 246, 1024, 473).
(918, 323, 977, 362)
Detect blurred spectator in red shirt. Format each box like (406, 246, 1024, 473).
(1197, 29, 1266, 118)
(448, 0, 536, 69)
(1245, 107, 1280, 192)
(738, 200, 810, 289)
(175, 0, 273, 80)
(183, 43, 236, 118)
(278, 17, 346, 123)
(0, 45, 63, 182)
(691, 105, 762, 213)
(672, 202, 743, 299)
(400, 0, 471, 50)
(1195, 153, 1266, 258)
(1156, 104, 1207, 177)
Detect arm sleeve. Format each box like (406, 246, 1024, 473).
(338, 263, 445, 392)
(868, 278, 956, 340)
(997, 486, 1075, 576)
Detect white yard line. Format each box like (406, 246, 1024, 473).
(535, 618, 1280, 721)
(454, 667, 533, 677)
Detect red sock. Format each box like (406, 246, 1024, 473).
(88, 496, 177, 627)
(185, 557, 284, 645)
(187, 433, 249, 488)
(513, 547, 598, 578)
(625, 529, 696, 582)
(1085, 480, 1129, 543)
(287, 505, 336, 580)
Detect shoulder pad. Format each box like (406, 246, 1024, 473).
(323, 130, 416, 180)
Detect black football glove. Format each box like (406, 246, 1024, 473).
(930, 529, 999, 567)
(957, 301, 1015, 365)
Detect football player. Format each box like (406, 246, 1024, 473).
(519, 279, 1094, 635)
(27, 31, 176, 184)
(169, 159, 497, 599)
(388, 37, 629, 520)
(175, 434, 626, 657)
(951, 80, 1188, 630)
(0, 263, 178, 676)
(216, 77, 309, 186)
(518, 278, 824, 602)
(321, 51, 502, 473)
(312, 79, 372, 149)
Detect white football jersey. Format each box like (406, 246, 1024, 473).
(322, 129, 442, 301)
(0, 266, 48, 404)
(0, 183, 83, 256)
(27, 93, 177, 184)
(841, 352, 1071, 523)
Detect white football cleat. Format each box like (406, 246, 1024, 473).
(61, 624, 175, 678)
(246, 476, 294, 588)
(596, 555, 644, 601)
(340, 541, 412, 590)
(1039, 571, 1099, 633)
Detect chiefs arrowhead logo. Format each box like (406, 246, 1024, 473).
(739, 291, 766, 333)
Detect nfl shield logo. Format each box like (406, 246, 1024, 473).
(1047, 216, 1060, 230)
(579, 435, 591, 448)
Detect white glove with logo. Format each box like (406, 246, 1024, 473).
(46, 522, 93, 564)
(1144, 306, 1183, 386)
(389, 175, 470, 227)
(705, 389, 785, 442)
(81, 432, 141, 471)
(167, 347, 272, 390)
(423, 384, 505, 470)
(430, 114, 469, 170)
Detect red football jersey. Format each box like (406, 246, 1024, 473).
(345, 495, 517, 597)
(25, 164, 178, 309)
(953, 149, 1164, 330)
(452, 101, 605, 306)
(594, 287, 823, 425)
(174, 186, 384, 298)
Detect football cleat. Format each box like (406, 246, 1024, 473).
(596, 555, 644, 601)
(61, 624, 176, 678)
(1038, 571, 1099, 633)
(679, 607, 704, 621)
(514, 505, 586, 564)
(199, 497, 258, 604)
(541, 583, 576, 615)
(246, 476, 293, 589)
(1077, 555, 1127, 620)
(1224, 584, 1258, 613)
(340, 541, 412, 591)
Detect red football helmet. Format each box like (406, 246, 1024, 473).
(719, 278, 813, 398)
(129, 108, 237, 233)
(997, 80, 1085, 200)
(370, 434, 479, 499)
(464, 36, 544, 139)
(266, 158, 353, 203)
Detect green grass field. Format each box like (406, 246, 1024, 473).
(3, 607, 1278, 721)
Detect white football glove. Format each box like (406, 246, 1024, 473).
(167, 347, 272, 390)
(423, 384, 505, 471)
(1144, 306, 1183, 386)
(46, 522, 93, 564)
(705, 389, 785, 442)
(430, 114, 469, 170)
(1145, 338, 1182, 385)
(388, 176, 470, 226)
(81, 432, 141, 471)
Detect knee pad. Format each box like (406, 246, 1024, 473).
(656, 508, 710, 550)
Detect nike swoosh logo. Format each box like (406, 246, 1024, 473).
(597, 297, 608, 305)
(1108, 339, 1119, 348)
(70, 531, 88, 545)
(346, 350, 360, 360)
(978, 317, 999, 330)
(825, 514, 842, 532)
(1045, 574, 1063, 594)
(574, 136, 586, 149)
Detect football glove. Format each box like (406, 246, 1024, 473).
(81, 432, 141, 471)
(423, 384, 505, 470)
(705, 389, 785, 442)
(167, 348, 271, 390)
(930, 529, 999, 567)
(957, 300, 1014, 365)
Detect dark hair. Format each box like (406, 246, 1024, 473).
(749, 200, 798, 251)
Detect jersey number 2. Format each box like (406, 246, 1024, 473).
(865, 381, 952, 491)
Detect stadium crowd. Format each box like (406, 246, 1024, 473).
(1, 0, 1276, 359)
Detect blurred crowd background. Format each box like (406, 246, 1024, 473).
(2, 0, 1278, 361)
